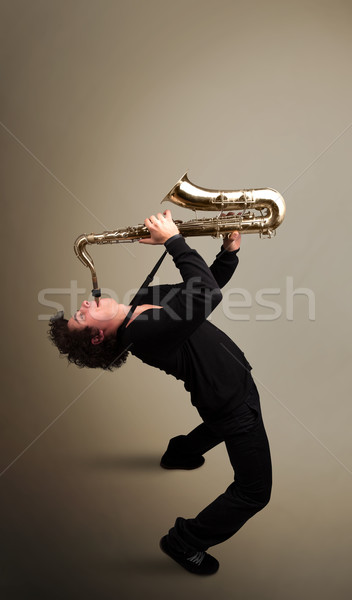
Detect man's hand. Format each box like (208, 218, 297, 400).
(223, 231, 241, 252)
(220, 212, 241, 251)
(223, 230, 241, 251)
(139, 209, 180, 245)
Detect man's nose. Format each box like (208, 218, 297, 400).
(80, 300, 90, 311)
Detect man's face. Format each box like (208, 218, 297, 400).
(67, 299, 120, 335)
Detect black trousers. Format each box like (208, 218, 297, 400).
(167, 378, 272, 552)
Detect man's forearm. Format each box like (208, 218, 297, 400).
(208, 244, 240, 289)
(165, 234, 240, 290)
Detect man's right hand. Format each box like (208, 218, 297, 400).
(139, 209, 180, 245)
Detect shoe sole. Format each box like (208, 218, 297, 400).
(160, 456, 205, 470)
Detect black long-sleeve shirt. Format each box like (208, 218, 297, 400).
(117, 236, 252, 427)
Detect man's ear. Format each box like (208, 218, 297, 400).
(91, 329, 104, 345)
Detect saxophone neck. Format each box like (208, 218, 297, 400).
(74, 234, 99, 290)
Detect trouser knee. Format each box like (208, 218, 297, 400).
(256, 487, 271, 510)
(253, 484, 272, 511)
(234, 480, 272, 513)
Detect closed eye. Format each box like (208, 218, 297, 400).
(73, 311, 85, 323)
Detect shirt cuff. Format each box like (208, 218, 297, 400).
(221, 244, 240, 255)
(164, 233, 183, 248)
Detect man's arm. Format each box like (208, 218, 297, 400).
(138, 234, 240, 305)
(209, 227, 241, 288)
(139, 211, 222, 305)
(136, 210, 222, 346)
(163, 228, 242, 291)
(209, 244, 240, 289)
(161, 224, 241, 291)
(162, 235, 223, 327)
(140, 225, 241, 302)
(138, 210, 242, 312)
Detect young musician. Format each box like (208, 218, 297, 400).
(49, 209, 272, 575)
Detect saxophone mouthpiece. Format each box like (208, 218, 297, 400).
(92, 287, 101, 307)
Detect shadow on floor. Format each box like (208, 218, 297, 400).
(103, 556, 180, 575)
(79, 454, 163, 471)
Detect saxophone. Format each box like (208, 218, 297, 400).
(74, 172, 286, 301)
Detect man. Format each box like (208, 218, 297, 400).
(49, 209, 272, 575)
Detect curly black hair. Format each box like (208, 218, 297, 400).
(48, 314, 129, 370)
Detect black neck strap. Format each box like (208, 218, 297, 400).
(119, 249, 168, 333)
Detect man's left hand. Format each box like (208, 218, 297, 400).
(223, 230, 241, 252)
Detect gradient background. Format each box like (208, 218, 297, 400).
(1, 1, 351, 598)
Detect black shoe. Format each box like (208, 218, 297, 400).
(160, 435, 205, 470)
(160, 535, 219, 575)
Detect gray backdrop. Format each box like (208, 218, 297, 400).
(1, 1, 351, 599)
